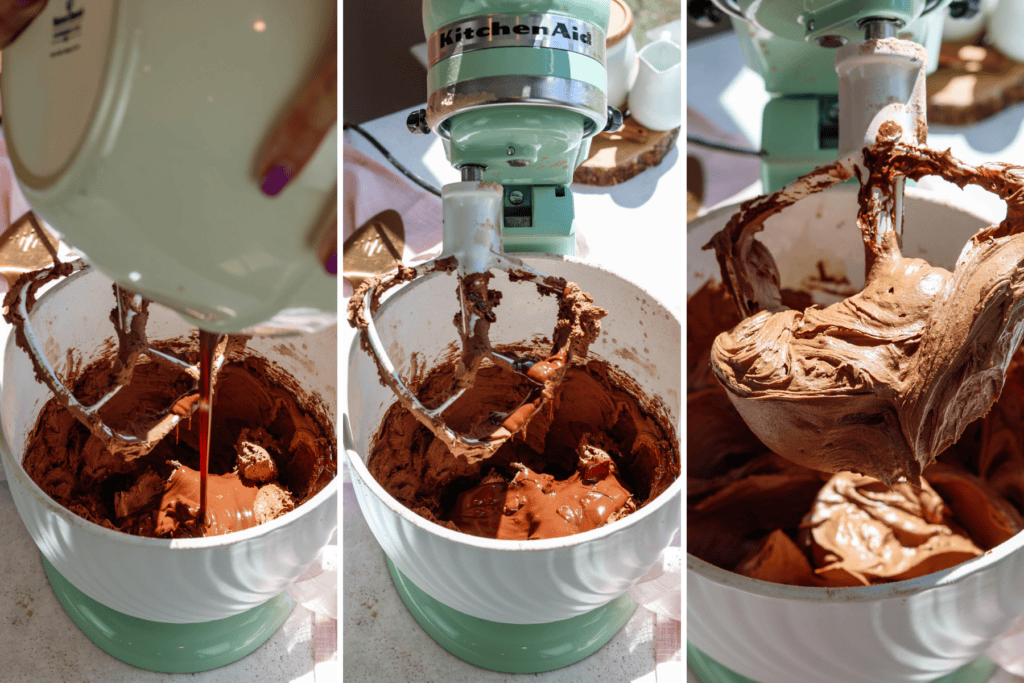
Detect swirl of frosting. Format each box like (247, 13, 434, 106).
(706, 141, 1024, 485)
(798, 472, 981, 586)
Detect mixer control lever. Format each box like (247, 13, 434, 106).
(406, 109, 430, 135)
(603, 106, 624, 134)
(949, 0, 981, 19)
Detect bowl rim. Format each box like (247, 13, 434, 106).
(687, 541, 1017, 603)
(344, 253, 683, 553)
(688, 183, 998, 238)
(687, 185, 1018, 603)
(2, 268, 339, 551)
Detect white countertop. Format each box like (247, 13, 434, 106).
(342, 104, 682, 682)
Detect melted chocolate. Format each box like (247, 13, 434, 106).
(22, 340, 336, 538)
(369, 356, 679, 539)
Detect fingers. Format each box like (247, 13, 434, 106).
(257, 15, 337, 197)
(0, 0, 48, 50)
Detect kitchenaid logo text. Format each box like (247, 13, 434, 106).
(437, 20, 593, 49)
(427, 14, 603, 68)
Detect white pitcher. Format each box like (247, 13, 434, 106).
(627, 38, 681, 132)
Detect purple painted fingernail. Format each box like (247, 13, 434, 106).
(325, 251, 337, 276)
(261, 164, 291, 197)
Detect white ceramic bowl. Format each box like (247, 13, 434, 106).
(345, 257, 682, 624)
(1, 0, 337, 333)
(687, 185, 1024, 683)
(2, 269, 338, 623)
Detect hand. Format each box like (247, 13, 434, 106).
(0, 0, 47, 50)
(255, 13, 336, 276)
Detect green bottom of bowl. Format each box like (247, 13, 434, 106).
(687, 642, 998, 683)
(42, 553, 295, 673)
(387, 556, 636, 673)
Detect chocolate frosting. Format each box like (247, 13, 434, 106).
(688, 281, 1024, 587)
(348, 264, 608, 461)
(369, 355, 679, 539)
(23, 340, 335, 538)
(706, 136, 1024, 485)
(798, 472, 981, 586)
(735, 529, 835, 587)
(922, 460, 1023, 550)
(445, 437, 636, 540)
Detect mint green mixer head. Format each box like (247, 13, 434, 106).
(709, 0, 954, 190)
(409, 0, 622, 255)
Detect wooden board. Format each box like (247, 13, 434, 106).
(927, 41, 1024, 125)
(687, 155, 704, 223)
(573, 116, 680, 186)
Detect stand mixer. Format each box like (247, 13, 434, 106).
(0, 0, 337, 673)
(410, 0, 623, 254)
(691, 0, 966, 191)
(351, 0, 623, 460)
(346, 0, 684, 675)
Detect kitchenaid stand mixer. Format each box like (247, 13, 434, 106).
(348, 1, 683, 675)
(351, 0, 625, 464)
(0, 0, 337, 673)
(695, 0, 959, 192)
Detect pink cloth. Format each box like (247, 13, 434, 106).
(342, 145, 442, 297)
(627, 536, 681, 682)
(313, 611, 337, 681)
(284, 531, 338, 679)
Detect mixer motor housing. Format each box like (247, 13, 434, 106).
(709, 0, 951, 190)
(409, 0, 622, 255)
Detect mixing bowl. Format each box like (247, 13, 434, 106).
(346, 257, 681, 625)
(2, 268, 337, 624)
(687, 185, 1024, 683)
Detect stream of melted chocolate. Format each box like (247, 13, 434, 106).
(196, 329, 222, 529)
